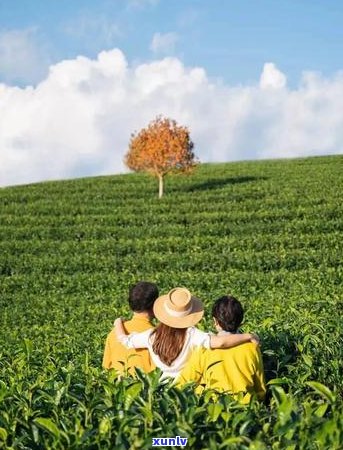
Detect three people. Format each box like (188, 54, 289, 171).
(105, 283, 266, 402)
(114, 287, 256, 379)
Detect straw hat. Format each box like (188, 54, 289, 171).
(153, 287, 204, 328)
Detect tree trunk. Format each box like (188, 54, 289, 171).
(158, 174, 164, 199)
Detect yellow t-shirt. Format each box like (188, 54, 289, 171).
(178, 341, 266, 404)
(102, 315, 155, 374)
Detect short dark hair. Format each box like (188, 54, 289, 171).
(212, 295, 244, 332)
(128, 281, 159, 312)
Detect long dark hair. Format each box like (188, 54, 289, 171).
(151, 323, 187, 366)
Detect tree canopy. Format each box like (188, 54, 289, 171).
(125, 116, 198, 198)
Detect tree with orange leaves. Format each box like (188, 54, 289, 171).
(125, 116, 198, 198)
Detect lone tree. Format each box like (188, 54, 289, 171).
(125, 116, 198, 198)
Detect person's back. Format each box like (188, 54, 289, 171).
(178, 295, 266, 403)
(102, 281, 158, 375)
(103, 315, 154, 374)
(178, 341, 265, 403)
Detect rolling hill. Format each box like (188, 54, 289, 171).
(1, 155, 342, 449)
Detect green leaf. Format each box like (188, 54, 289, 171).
(271, 386, 288, 405)
(302, 354, 313, 367)
(207, 403, 223, 422)
(0, 381, 7, 403)
(99, 416, 111, 435)
(124, 381, 142, 410)
(315, 403, 328, 418)
(267, 378, 290, 386)
(220, 436, 248, 446)
(0, 427, 7, 442)
(34, 417, 60, 438)
(306, 381, 335, 404)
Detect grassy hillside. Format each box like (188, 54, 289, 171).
(1, 155, 342, 449)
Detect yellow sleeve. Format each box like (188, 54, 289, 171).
(253, 346, 266, 400)
(177, 348, 205, 387)
(102, 333, 112, 369)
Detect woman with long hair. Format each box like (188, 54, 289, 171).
(114, 287, 257, 379)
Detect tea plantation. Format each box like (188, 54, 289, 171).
(0, 155, 342, 449)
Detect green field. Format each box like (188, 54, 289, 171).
(1, 155, 342, 449)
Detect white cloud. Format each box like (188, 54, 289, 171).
(260, 62, 287, 89)
(0, 28, 50, 85)
(150, 32, 178, 54)
(0, 49, 342, 187)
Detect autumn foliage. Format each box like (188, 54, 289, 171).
(125, 116, 198, 198)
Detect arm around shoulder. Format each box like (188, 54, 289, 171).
(114, 318, 151, 349)
(210, 332, 256, 349)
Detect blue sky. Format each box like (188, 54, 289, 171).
(1, 0, 343, 186)
(1, 0, 342, 86)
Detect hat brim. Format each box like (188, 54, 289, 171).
(153, 294, 204, 329)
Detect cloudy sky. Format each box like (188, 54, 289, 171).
(1, 0, 343, 187)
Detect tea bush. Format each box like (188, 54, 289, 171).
(0, 155, 342, 449)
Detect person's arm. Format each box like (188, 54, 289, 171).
(191, 328, 259, 350)
(114, 317, 151, 349)
(209, 332, 259, 349)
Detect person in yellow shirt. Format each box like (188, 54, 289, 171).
(177, 295, 266, 403)
(102, 281, 158, 374)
